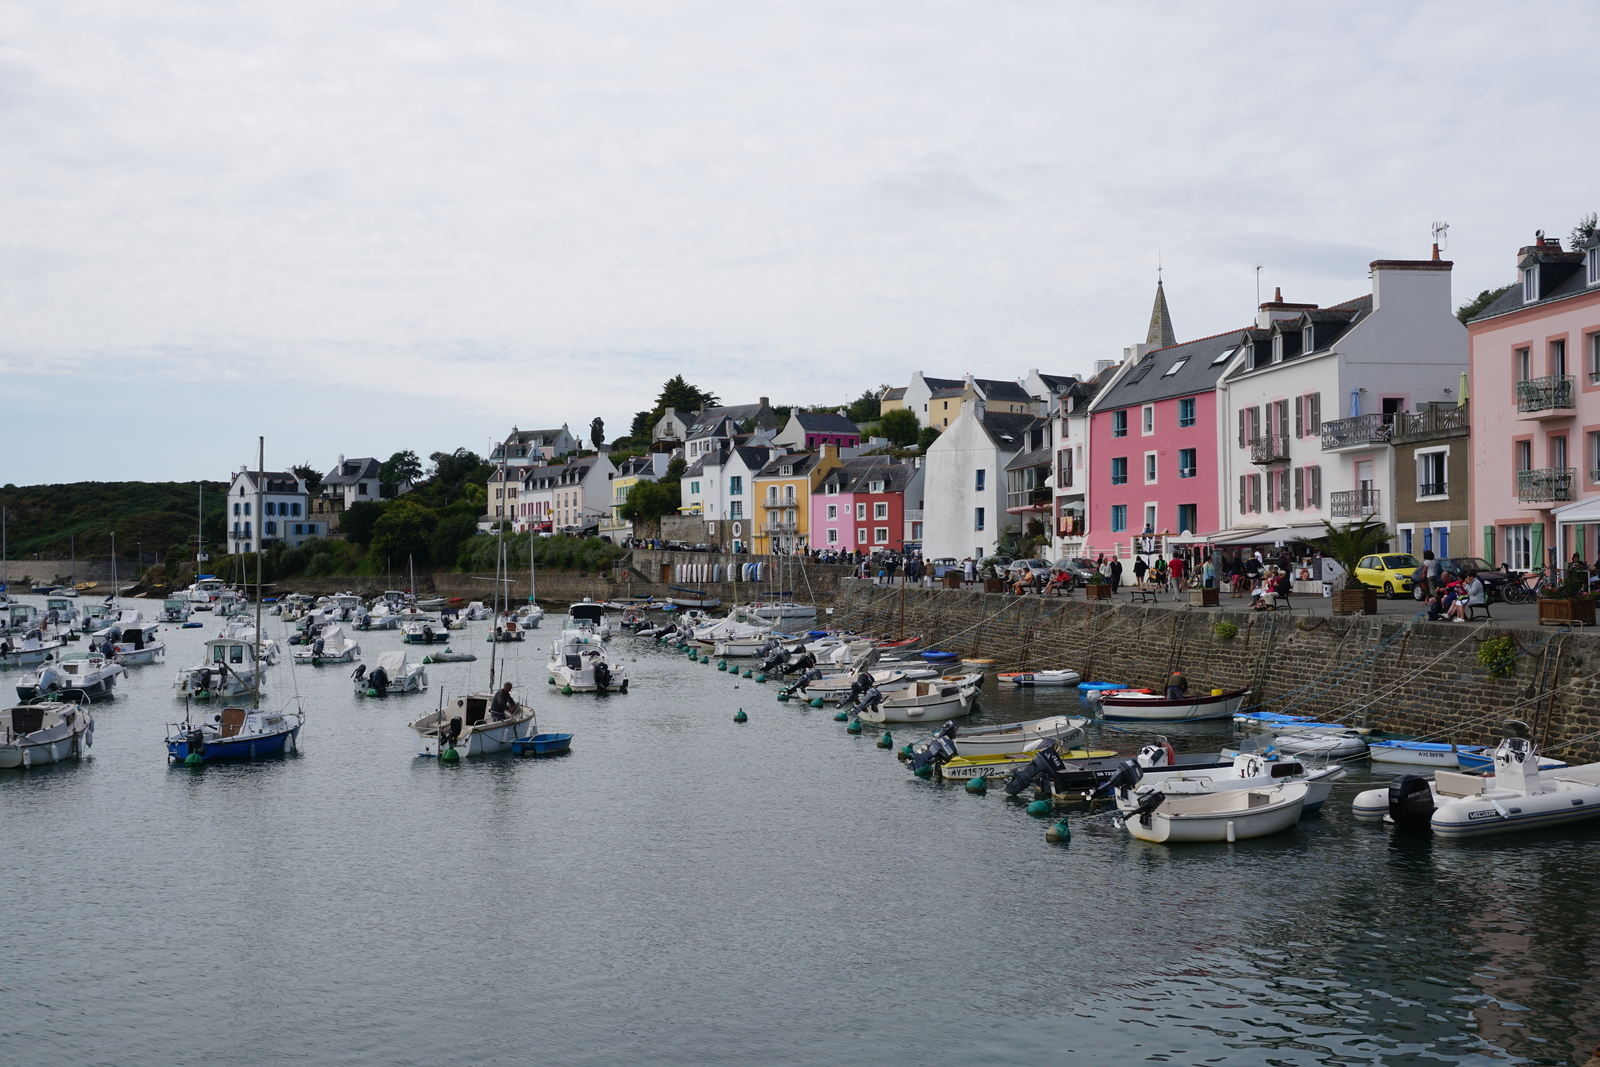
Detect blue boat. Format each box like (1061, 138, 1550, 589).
(1455, 749, 1566, 774)
(510, 732, 573, 757)
(166, 706, 303, 762)
(920, 650, 958, 663)
(1077, 681, 1125, 692)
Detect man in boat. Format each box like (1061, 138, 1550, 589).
(490, 682, 515, 721)
(1166, 668, 1188, 701)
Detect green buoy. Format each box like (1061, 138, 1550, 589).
(876, 731, 893, 749)
(183, 752, 202, 765)
(741, 669, 752, 679)
(1026, 799, 1051, 817)
(717, 660, 728, 671)
(700, 656, 709, 664)
(913, 765, 933, 779)
(845, 719, 862, 735)
(365, 688, 378, 697)
(833, 711, 848, 722)
(734, 708, 748, 723)
(440, 747, 459, 762)
(966, 776, 987, 794)
(422, 657, 433, 665)
(548, 677, 556, 685)
(755, 673, 767, 684)
(810, 697, 824, 708)
(1046, 820, 1071, 843)
(776, 691, 789, 702)
(898, 744, 913, 761)
(561, 685, 573, 695)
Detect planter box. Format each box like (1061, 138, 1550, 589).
(943, 571, 962, 589)
(1332, 588, 1377, 615)
(1188, 587, 1220, 607)
(1538, 598, 1597, 626)
(1085, 584, 1112, 601)
(983, 578, 1006, 593)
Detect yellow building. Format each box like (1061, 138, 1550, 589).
(752, 449, 840, 554)
(605, 455, 670, 539)
(879, 386, 908, 415)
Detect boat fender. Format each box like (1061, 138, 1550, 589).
(876, 731, 892, 749)
(1046, 819, 1070, 842)
(965, 775, 987, 794)
(1387, 774, 1435, 829)
(1025, 799, 1051, 817)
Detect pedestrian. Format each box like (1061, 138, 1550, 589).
(1423, 550, 1441, 597)
(1153, 555, 1169, 590)
(1202, 556, 1216, 589)
(1169, 556, 1185, 592)
(1133, 556, 1148, 585)
(1166, 667, 1189, 701)
(1109, 556, 1123, 593)
(489, 681, 515, 721)
(962, 556, 976, 585)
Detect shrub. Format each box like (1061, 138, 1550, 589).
(1214, 621, 1239, 639)
(1478, 634, 1517, 677)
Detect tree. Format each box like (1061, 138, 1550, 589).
(880, 408, 919, 447)
(846, 387, 884, 424)
(379, 450, 423, 490)
(656, 374, 718, 412)
(1571, 211, 1598, 250)
(340, 500, 387, 546)
(916, 425, 941, 452)
(619, 480, 682, 534)
(589, 417, 605, 450)
(430, 511, 479, 567)
(1457, 285, 1513, 324)
(368, 500, 438, 568)
(1311, 520, 1389, 589)
(292, 464, 323, 493)
(663, 456, 686, 483)
(629, 409, 655, 440)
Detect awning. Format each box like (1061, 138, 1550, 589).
(1551, 497, 1600, 524)
(1005, 503, 1053, 515)
(1208, 524, 1329, 546)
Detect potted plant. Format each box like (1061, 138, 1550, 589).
(1085, 571, 1112, 600)
(979, 559, 1006, 594)
(1311, 519, 1386, 615)
(1537, 573, 1597, 626)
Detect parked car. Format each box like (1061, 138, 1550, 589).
(1052, 559, 1096, 583)
(1353, 553, 1420, 598)
(665, 540, 691, 551)
(927, 557, 961, 578)
(1008, 559, 1054, 581)
(689, 543, 713, 553)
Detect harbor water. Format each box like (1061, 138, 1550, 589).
(4, 597, 1599, 1066)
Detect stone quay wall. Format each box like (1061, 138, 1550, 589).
(829, 584, 1600, 764)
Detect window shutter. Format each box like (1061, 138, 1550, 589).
(1295, 396, 1303, 438)
(1310, 393, 1321, 433)
(1250, 406, 1261, 441)
(1310, 466, 1321, 506)
(1294, 467, 1304, 509)
(1238, 409, 1247, 449)
(1239, 475, 1247, 514)
(1277, 400, 1289, 440)
(1250, 475, 1261, 513)
(1279, 470, 1290, 510)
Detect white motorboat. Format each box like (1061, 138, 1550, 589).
(107, 622, 166, 667)
(3, 603, 42, 636)
(327, 593, 365, 622)
(214, 591, 247, 617)
(218, 617, 282, 665)
(292, 624, 361, 664)
(184, 577, 230, 605)
(42, 597, 82, 631)
(1, 701, 93, 769)
(514, 603, 545, 629)
(1366, 739, 1485, 768)
(548, 630, 628, 693)
(0, 631, 69, 668)
(784, 666, 940, 699)
(996, 670, 1082, 688)
(17, 651, 126, 701)
(173, 635, 271, 699)
(1115, 781, 1310, 843)
(354, 649, 428, 695)
(1091, 687, 1249, 722)
(159, 597, 192, 623)
(1353, 730, 1600, 838)
(851, 674, 982, 724)
(400, 618, 449, 645)
(563, 601, 611, 640)
(462, 601, 493, 621)
(76, 602, 118, 633)
(742, 601, 818, 621)
(933, 714, 1091, 759)
(409, 691, 537, 757)
(415, 596, 447, 611)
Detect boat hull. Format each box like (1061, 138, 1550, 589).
(945, 714, 1090, 758)
(1123, 783, 1308, 843)
(997, 671, 1082, 688)
(0, 706, 93, 769)
(165, 724, 300, 762)
(1368, 741, 1482, 769)
(1097, 688, 1248, 722)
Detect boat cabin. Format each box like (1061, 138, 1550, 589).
(207, 639, 260, 668)
(569, 603, 604, 626)
(5, 604, 40, 632)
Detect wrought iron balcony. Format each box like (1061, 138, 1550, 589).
(1329, 488, 1380, 518)
(1392, 403, 1470, 444)
(1515, 374, 1574, 413)
(1418, 482, 1447, 497)
(1517, 467, 1576, 504)
(1321, 413, 1392, 450)
(1249, 434, 1289, 464)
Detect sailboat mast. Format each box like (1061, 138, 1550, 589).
(489, 510, 504, 691)
(110, 532, 118, 608)
(254, 436, 264, 710)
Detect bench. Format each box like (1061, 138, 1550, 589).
(1127, 585, 1160, 603)
(1465, 600, 1493, 621)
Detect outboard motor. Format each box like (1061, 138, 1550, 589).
(196, 668, 213, 692)
(185, 728, 205, 757)
(1093, 758, 1144, 800)
(761, 648, 790, 673)
(442, 717, 464, 747)
(594, 661, 612, 693)
(791, 668, 822, 695)
(1387, 775, 1435, 829)
(311, 637, 325, 656)
(352, 664, 367, 681)
(1128, 788, 1167, 829)
(422, 626, 434, 643)
(368, 666, 389, 694)
(850, 686, 884, 719)
(1004, 744, 1071, 798)
(909, 733, 959, 776)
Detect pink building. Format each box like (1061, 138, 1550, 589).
(1086, 322, 1234, 557)
(1468, 231, 1600, 570)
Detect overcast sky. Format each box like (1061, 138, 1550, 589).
(3, 1, 1598, 485)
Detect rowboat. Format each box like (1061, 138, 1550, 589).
(937, 747, 1116, 780)
(852, 674, 982, 724)
(1367, 739, 1485, 768)
(1092, 687, 1248, 722)
(997, 670, 1082, 688)
(1116, 781, 1309, 843)
(931, 714, 1091, 758)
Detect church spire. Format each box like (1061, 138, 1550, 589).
(1145, 276, 1176, 349)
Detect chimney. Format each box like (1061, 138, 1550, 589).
(1093, 359, 1115, 375)
(1256, 286, 1318, 328)
(759, 397, 769, 408)
(337, 454, 344, 468)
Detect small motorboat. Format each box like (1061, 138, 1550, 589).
(997, 670, 1082, 688)
(850, 674, 982, 724)
(292, 624, 361, 664)
(353, 650, 428, 695)
(0, 632, 70, 668)
(919, 649, 958, 663)
(462, 601, 493, 621)
(913, 714, 1092, 760)
(106, 622, 166, 666)
(159, 598, 192, 623)
(547, 631, 628, 693)
(488, 616, 528, 642)
(1273, 731, 1369, 759)
(1114, 781, 1309, 843)
(165, 705, 303, 762)
(422, 649, 478, 664)
(415, 597, 447, 610)
(936, 745, 1117, 780)
(173, 636, 271, 699)
(409, 692, 538, 757)
(1, 701, 93, 769)
(400, 618, 449, 645)
(17, 651, 125, 702)
(1367, 738, 1485, 769)
(1092, 687, 1249, 722)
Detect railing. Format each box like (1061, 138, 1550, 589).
(1516, 374, 1575, 412)
(1178, 465, 1197, 478)
(1517, 467, 1576, 503)
(1392, 403, 1470, 443)
(903, 509, 924, 521)
(1418, 482, 1447, 497)
(1321, 413, 1392, 450)
(1329, 488, 1380, 517)
(1249, 433, 1289, 464)
(1591, 370, 1600, 386)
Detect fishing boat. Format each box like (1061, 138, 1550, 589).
(1, 701, 93, 769)
(400, 618, 449, 645)
(1367, 739, 1485, 768)
(408, 691, 539, 757)
(159, 597, 192, 623)
(850, 674, 982, 724)
(3, 603, 42, 636)
(548, 629, 628, 693)
(17, 651, 126, 701)
(1091, 687, 1249, 722)
(292, 624, 361, 665)
(42, 596, 82, 631)
(997, 670, 1083, 688)
(106, 622, 165, 666)
(936, 744, 1117, 780)
(1114, 781, 1310, 843)
(165, 705, 303, 762)
(0, 631, 69, 668)
(354, 650, 428, 694)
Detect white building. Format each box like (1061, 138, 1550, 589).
(491, 426, 579, 468)
(319, 455, 412, 513)
(225, 467, 314, 555)
(1049, 374, 1106, 558)
(901, 372, 966, 428)
(1214, 257, 1467, 547)
(680, 444, 784, 528)
(541, 454, 618, 532)
(921, 403, 1039, 562)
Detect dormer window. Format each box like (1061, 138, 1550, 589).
(1271, 335, 1283, 363)
(1523, 265, 1539, 302)
(1303, 326, 1315, 353)
(1588, 246, 1600, 287)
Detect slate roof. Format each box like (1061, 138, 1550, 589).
(929, 386, 965, 400)
(236, 470, 305, 494)
(817, 462, 916, 494)
(1225, 295, 1373, 380)
(1035, 373, 1078, 393)
(920, 376, 964, 391)
(1470, 245, 1596, 323)
(1004, 446, 1053, 472)
(974, 378, 1033, 404)
(881, 386, 907, 401)
(791, 411, 860, 435)
(976, 412, 1041, 451)
(688, 403, 774, 435)
(322, 457, 379, 486)
(505, 427, 568, 446)
(1093, 330, 1246, 410)
(755, 453, 821, 478)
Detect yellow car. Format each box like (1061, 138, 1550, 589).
(1354, 553, 1420, 598)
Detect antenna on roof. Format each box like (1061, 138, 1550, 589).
(1431, 221, 1449, 253)
(1253, 263, 1262, 306)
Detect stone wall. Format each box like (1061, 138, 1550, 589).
(4, 558, 142, 585)
(830, 584, 1600, 763)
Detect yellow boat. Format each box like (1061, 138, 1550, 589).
(938, 748, 1115, 780)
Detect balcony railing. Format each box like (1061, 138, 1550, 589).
(1517, 467, 1576, 503)
(1329, 488, 1381, 518)
(1178, 466, 1197, 478)
(904, 509, 924, 521)
(1249, 434, 1289, 464)
(1591, 370, 1600, 386)
(1418, 482, 1447, 497)
(1321, 414, 1392, 450)
(1391, 403, 1470, 443)
(1516, 374, 1575, 413)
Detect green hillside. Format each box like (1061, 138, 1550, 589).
(0, 481, 229, 567)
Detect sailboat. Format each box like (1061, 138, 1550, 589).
(60, 535, 79, 597)
(407, 499, 561, 758)
(166, 438, 303, 762)
(0, 505, 9, 610)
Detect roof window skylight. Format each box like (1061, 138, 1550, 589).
(1210, 346, 1238, 366)
(1162, 357, 1188, 377)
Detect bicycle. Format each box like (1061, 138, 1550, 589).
(1500, 568, 1558, 605)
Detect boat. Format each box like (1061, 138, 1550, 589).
(937, 714, 1092, 758)
(1353, 727, 1600, 838)
(292, 624, 361, 664)
(42, 596, 82, 631)
(920, 649, 959, 663)
(184, 577, 230, 606)
(547, 629, 628, 693)
(462, 601, 493, 621)
(354, 649, 429, 694)
(850, 674, 982, 724)
(0, 631, 69, 668)
(106, 622, 166, 667)
(997, 670, 1082, 688)
(173, 628, 272, 697)
(17, 651, 126, 701)
(1367, 738, 1485, 768)
(422, 650, 478, 664)
(1273, 731, 1369, 759)
(489, 615, 529, 642)
(563, 601, 612, 640)
(1114, 781, 1310, 843)
(1091, 687, 1249, 722)
(1455, 749, 1566, 774)
(3, 603, 42, 636)
(936, 744, 1118, 780)
(408, 691, 539, 757)
(159, 597, 192, 623)
(510, 731, 573, 757)
(415, 596, 447, 610)
(165, 705, 303, 763)
(400, 618, 449, 645)
(743, 601, 818, 621)
(1, 701, 93, 769)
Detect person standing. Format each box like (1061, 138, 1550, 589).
(1169, 555, 1185, 593)
(1166, 667, 1189, 701)
(1202, 556, 1216, 589)
(1133, 556, 1148, 586)
(1423, 550, 1442, 597)
(1109, 556, 1123, 593)
(962, 556, 976, 586)
(1153, 555, 1169, 591)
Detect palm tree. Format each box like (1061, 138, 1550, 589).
(1311, 520, 1389, 589)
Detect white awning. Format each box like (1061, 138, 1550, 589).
(1550, 497, 1600, 524)
(1208, 524, 1328, 546)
